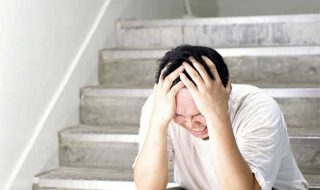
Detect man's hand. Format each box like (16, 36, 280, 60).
(179, 56, 232, 123)
(134, 65, 184, 190)
(151, 65, 185, 128)
(180, 56, 260, 190)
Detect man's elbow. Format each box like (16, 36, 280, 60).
(134, 169, 168, 190)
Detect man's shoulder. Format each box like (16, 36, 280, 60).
(230, 84, 281, 117)
(231, 84, 273, 103)
(231, 84, 262, 95)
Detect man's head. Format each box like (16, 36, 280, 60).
(156, 45, 229, 87)
(155, 45, 230, 139)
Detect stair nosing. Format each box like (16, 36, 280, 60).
(36, 179, 179, 190)
(34, 167, 179, 189)
(60, 125, 139, 143)
(60, 125, 319, 143)
(61, 133, 139, 143)
(80, 86, 320, 98)
(61, 133, 320, 143)
(34, 167, 320, 188)
(101, 46, 320, 61)
(36, 179, 136, 190)
(118, 14, 320, 28)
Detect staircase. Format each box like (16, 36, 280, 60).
(33, 14, 320, 189)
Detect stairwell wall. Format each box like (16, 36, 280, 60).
(0, 0, 194, 189)
(215, 0, 320, 17)
(0, 0, 107, 189)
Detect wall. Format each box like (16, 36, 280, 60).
(126, 0, 320, 19)
(215, 0, 320, 17)
(0, 0, 189, 189)
(129, 0, 218, 19)
(0, 0, 106, 189)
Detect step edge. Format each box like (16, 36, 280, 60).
(61, 133, 139, 143)
(37, 179, 180, 190)
(60, 130, 320, 143)
(37, 179, 135, 190)
(118, 14, 320, 28)
(101, 46, 320, 61)
(35, 170, 320, 189)
(35, 172, 179, 190)
(80, 87, 320, 98)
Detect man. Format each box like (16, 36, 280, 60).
(133, 45, 309, 190)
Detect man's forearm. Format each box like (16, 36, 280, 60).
(207, 115, 255, 190)
(134, 120, 169, 190)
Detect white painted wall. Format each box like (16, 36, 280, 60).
(0, 0, 188, 189)
(125, 0, 320, 19)
(0, 0, 107, 189)
(215, 0, 320, 17)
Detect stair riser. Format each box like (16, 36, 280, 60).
(80, 96, 320, 128)
(117, 22, 320, 48)
(59, 138, 320, 175)
(99, 58, 157, 88)
(277, 98, 320, 129)
(59, 141, 138, 169)
(291, 139, 320, 175)
(99, 55, 320, 88)
(80, 96, 146, 126)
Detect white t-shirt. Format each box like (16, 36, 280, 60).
(134, 84, 309, 190)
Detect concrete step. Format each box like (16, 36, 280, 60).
(116, 14, 320, 49)
(59, 125, 139, 170)
(99, 47, 320, 88)
(33, 172, 320, 190)
(59, 125, 174, 171)
(33, 167, 178, 190)
(288, 127, 320, 175)
(80, 87, 320, 128)
(59, 125, 320, 175)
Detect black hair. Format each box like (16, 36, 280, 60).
(155, 45, 229, 87)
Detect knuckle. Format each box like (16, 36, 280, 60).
(165, 76, 173, 83)
(191, 72, 199, 79)
(207, 82, 213, 89)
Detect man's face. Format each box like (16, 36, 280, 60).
(173, 88, 209, 140)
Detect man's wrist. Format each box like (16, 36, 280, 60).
(205, 111, 231, 130)
(150, 116, 170, 131)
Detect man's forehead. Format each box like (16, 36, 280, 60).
(176, 88, 199, 115)
(176, 88, 192, 99)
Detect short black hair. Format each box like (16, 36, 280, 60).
(155, 45, 229, 87)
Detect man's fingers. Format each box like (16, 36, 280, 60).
(183, 62, 204, 88)
(189, 57, 212, 86)
(201, 56, 222, 83)
(162, 65, 184, 93)
(158, 68, 166, 86)
(159, 62, 174, 85)
(226, 80, 232, 96)
(168, 81, 185, 97)
(179, 73, 197, 93)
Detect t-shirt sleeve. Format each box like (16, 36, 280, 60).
(132, 93, 174, 169)
(235, 94, 286, 190)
